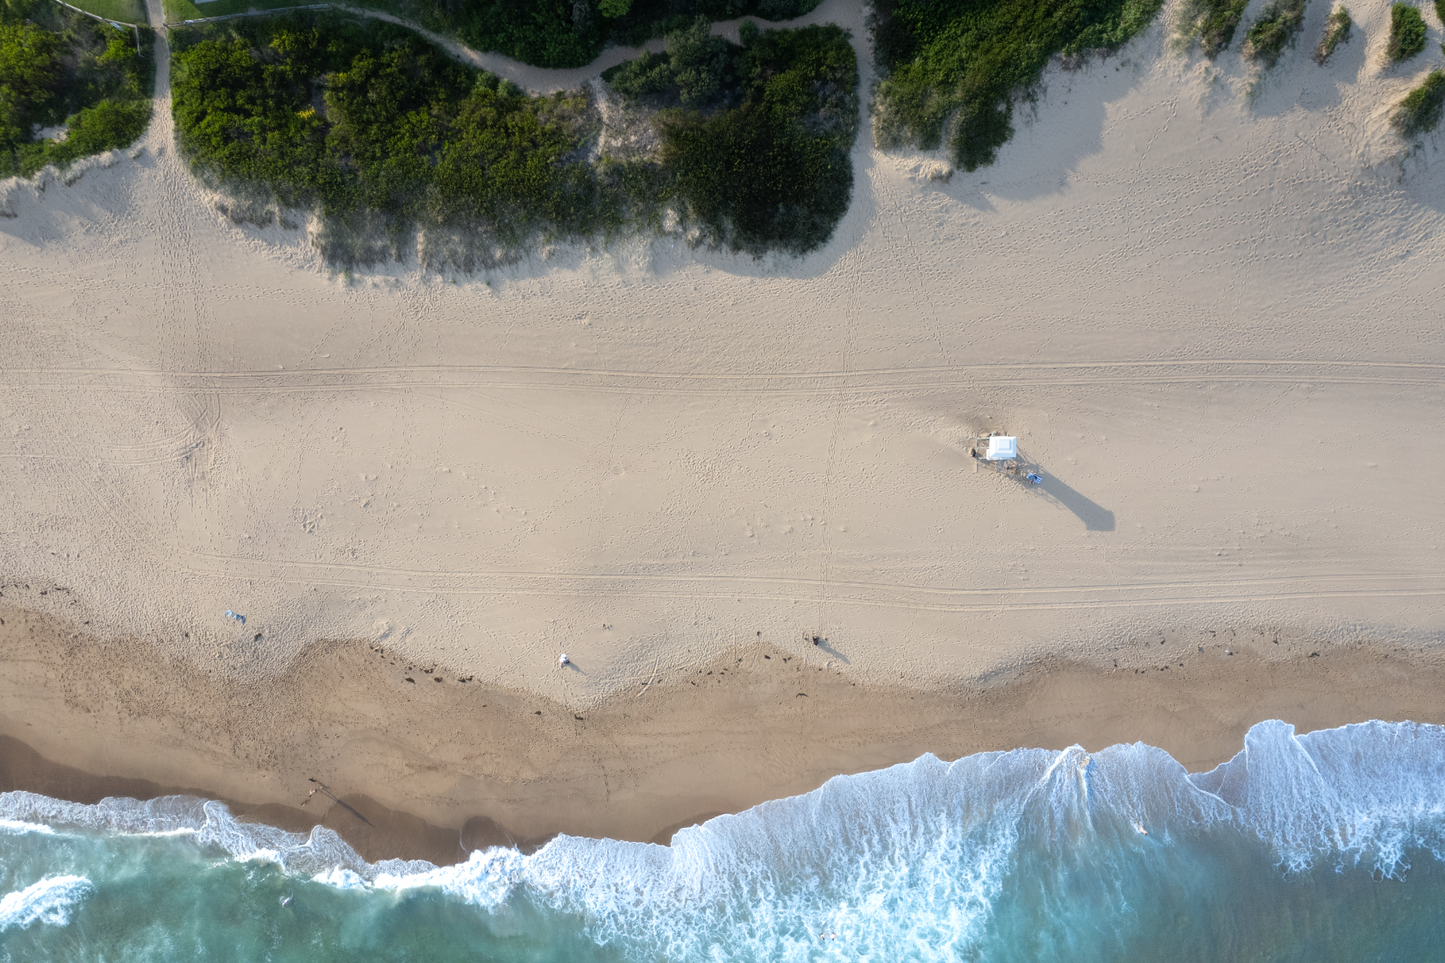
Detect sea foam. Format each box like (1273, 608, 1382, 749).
(4, 720, 1445, 960)
(0, 875, 93, 932)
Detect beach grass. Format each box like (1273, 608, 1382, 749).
(1179, 0, 1252, 57)
(1387, 2, 1427, 61)
(870, 0, 1165, 171)
(1394, 68, 1445, 135)
(1315, 6, 1351, 62)
(1244, 0, 1306, 66)
(0, 0, 153, 177)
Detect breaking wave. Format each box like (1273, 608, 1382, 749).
(3, 720, 1445, 960)
(0, 875, 93, 932)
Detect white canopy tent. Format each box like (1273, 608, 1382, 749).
(983, 436, 1018, 461)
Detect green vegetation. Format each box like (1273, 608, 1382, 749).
(66, 0, 145, 23)
(606, 17, 735, 107)
(427, 0, 822, 70)
(1244, 0, 1306, 66)
(162, 0, 300, 24)
(1314, 5, 1351, 62)
(1179, 0, 1251, 57)
(1387, 2, 1426, 61)
(161, 0, 822, 69)
(0, 0, 153, 178)
(170, 12, 857, 265)
(1393, 68, 1445, 135)
(171, 14, 595, 265)
(607, 19, 859, 253)
(870, 0, 1165, 171)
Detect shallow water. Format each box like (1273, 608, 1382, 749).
(3, 720, 1445, 961)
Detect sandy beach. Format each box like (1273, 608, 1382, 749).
(3, 0, 1445, 859)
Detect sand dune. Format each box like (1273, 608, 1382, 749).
(3, 0, 1444, 715)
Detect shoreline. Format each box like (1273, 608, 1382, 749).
(3, 605, 1443, 864)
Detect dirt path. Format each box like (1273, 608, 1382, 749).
(159, 0, 864, 94)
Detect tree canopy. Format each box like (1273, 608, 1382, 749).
(0, 0, 152, 177)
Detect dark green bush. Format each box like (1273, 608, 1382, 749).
(653, 23, 858, 254)
(171, 13, 856, 263)
(1387, 3, 1426, 61)
(1314, 6, 1351, 63)
(172, 14, 606, 264)
(871, 0, 1165, 171)
(604, 16, 735, 107)
(1393, 68, 1445, 135)
(1245, 0, 1306, 66)
(0, 0, 152, 176)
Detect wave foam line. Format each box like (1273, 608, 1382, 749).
(4, 720, 1445, 958)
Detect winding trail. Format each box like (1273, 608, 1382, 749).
(158, 0, 864, 94)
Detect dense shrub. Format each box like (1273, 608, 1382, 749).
(1387, 2, 1427, 61)
(648, 22, 859, 254)
(1245, 0, 1306, 66)
(606, 17, 735, 107)
(172, 13, 857, 264)
(172, 14, 607, 265)
(870, 0, 1165, 171)
(453, 0, 822, 70)
(1314, 5, 1351, 63)
(0, 0, 152, 177)
(1393, 68, 1445, 135)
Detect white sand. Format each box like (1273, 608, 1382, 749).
(2, 0, 1444, 702)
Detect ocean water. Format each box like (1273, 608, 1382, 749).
(3, 720, 1445, 961)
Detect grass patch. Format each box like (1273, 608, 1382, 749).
(0, 0, 153, 177)
(64, 0, 146, 24)
(870, 0, 1165, 172)
(161, 0, 304, 23)
(170, 12, 856, 265)
(1393, 67, 1445, 135)
(1179, 0, 1251, 57)
(1314, 5, 1350, 62)
(1244, 0, 1306, 67)
(1387, 2, 1426, 61)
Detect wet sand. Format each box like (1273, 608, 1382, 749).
(4, 606, 1443, 862)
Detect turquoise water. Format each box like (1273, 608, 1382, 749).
(4, 719, 1445, 961)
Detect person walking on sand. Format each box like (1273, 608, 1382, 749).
(559, 653, 570, 667)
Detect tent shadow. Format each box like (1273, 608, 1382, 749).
(1037, 472, 1115, 531)
(983, 444, 1115, 531)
